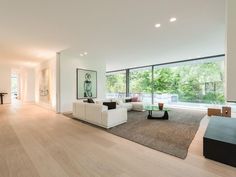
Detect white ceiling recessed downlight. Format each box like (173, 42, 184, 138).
(80, 52, 88, 57)
(170, 17, 177, 22)
(155, 24, 161, 28)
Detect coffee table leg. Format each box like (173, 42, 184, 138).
(163, 111, 169, 119)
(147, 110, 169, 120)
(147, 110, 152, 119)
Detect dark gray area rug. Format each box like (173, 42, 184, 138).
(64, 108, 206, 159)
(108, 109, 206, 159)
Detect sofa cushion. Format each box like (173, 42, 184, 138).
(87, 98, 95, 103)
(125, 98, 132, 103)
(132, 102, 144, 111)
(103, 102, 116, 110)
(121, 103, 133, 111)
(131, 97, 139, 102)
(111, 98, 124, 105)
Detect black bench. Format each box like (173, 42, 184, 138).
(203, 117, 236, 167)
(0, 93, 8, 104)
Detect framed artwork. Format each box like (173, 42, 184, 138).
(76, 68, 97, 99)
(39, 68, 51, 103)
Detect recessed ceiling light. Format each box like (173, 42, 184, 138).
(170, 17, 177, 22)
(155, 23, 161, 28)
(84, 52, 88, 55)
(80, 54, 84, 57)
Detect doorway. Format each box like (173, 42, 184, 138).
(11, 73, 20, 102)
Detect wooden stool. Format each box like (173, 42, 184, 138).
(207, 108, 222, 116)
(222, 107, 231, 117)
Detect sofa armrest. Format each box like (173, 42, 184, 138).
(73, 102, 86, 119)
(102, 105, 109, 111)
(102, 108, 127, 128)
(85, 104, 108, 124)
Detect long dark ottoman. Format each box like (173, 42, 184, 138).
(203, 117, 236, 167)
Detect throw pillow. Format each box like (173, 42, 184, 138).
(103, 102, 116, 110)
(87, 98, 95, 103)
(131, 97, 139, 102)
(125, 98, 132, 103)
(117, 100, 123, 105)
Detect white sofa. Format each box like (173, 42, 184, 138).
(111, 98, 144, 111)
(73, 102, 127, 129)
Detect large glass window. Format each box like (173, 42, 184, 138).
(106, 71, 126, 98)
(105, 56, 225, 108)
(153, 58, 225, 105)
(129, 67, 152, 104)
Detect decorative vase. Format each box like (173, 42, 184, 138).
(158, 103, 164, 110)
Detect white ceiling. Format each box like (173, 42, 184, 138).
(0, 0, 225, 70)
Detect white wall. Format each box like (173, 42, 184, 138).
(58, 52, 106, 113)
(0, 65, 11, 104)
(226, 0, 236, 102)
(35, 58, 57, 111)
(24, 68, 35, 102)
(12, 67, 35, 103)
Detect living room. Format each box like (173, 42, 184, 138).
(0, 0, 236, 177)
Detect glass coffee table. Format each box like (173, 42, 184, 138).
(144, 105, 170, 120)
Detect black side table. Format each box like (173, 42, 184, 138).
(147, 110, 169, 120)
(0, 93, 8, 104)
(203, 117, 236, 167)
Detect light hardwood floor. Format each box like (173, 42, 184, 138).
(0, 104, 236, 177)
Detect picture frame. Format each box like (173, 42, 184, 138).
(39, 68, 51, 103)
(76, 68, 97, 99)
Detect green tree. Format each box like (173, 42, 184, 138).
(106, 60, 225, 104)
(106, 73, 126, 93)
(153, 68, 171, 93)
(130, 69, 152, 93)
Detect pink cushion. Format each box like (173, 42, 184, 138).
(131, 97, 139, 102)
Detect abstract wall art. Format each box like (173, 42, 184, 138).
(39, 68, 50, 103)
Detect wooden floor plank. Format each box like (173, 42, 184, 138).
(0, 113, 40, 177)
(0, 104, 236, 177)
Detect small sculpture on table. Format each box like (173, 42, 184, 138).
(158, 103, 164, 110)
